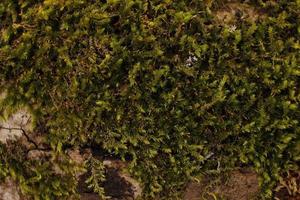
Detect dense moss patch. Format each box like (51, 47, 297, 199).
(0, 0, 299, 199)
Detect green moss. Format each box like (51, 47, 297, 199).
(0, 0, 299, 199)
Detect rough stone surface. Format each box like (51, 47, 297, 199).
(27, 149, 51, 160)
(0, 109, 32, 144)
(0, 179, 21, 200)
(78, 159, 142, 200)
(80, 193, 100, 200)
(184, 169, 259, 200)
(68, 148, 92, 165)
(103, 160, 142, 199)
(215, 2, 265, 24)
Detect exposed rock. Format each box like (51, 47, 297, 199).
(78, 159, 142, 200)
(103, 159, 127, 170)
(0, 178, 22, 200)
(102, 167, 135, 200)
(80, 193, 100, 200)
(0, 108, 33, 144)
(214, 2, 265, 24)
(103, 160, 142, 199)
(68, 148, 92, 179)
(184, 169, 259, 200)
(68, 148, 92, 165)
(0, 128, 23, 144)
(50, 148, 92, 176)
(118, 173, 142, 200)
(27, 149, 51, 160)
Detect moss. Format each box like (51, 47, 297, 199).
(0, 0, 299, 199)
